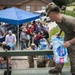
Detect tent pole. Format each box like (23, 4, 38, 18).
(17, 25, 19, 50)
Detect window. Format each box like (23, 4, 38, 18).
(41, 6, 46, 10)
(26, 6, 30, 11)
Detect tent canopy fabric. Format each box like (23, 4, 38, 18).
(0, 7, 40, 25)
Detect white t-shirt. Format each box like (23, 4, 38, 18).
(5, 34, 16, 44)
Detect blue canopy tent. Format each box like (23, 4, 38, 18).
(0, 7, 40, 49)
(0, 7, 40, 25)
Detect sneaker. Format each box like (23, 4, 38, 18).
(49, 69, 61, 74)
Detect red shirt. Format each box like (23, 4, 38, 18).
(34, 35, 43, 41)
(29, 28, 34, 33)
(32, 23, 37, 31)
(26, 27, 30, 34)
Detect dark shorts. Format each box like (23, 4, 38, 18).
(0, 37, 5, 42)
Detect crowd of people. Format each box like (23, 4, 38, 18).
(19, 20, 53, 68)
(20, 20, 50, 50)
(0, 18, 54, 71)
(0, 20, 50, 50)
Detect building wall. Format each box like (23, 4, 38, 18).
(0, 0, 52, 11)
(20, 0, 48, 12)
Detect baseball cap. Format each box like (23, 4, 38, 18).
(46, 2, 58, 16)
(31, 43, 35, 46)
(8, 30, 12, 34)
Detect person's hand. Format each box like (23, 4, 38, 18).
(63, 41, 71, 48)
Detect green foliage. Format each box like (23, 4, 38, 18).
(49, 27, 59, 37)
(64, 61, 70, 66)
(49, 27, 64, 40)
(65, 0, 75, 5)
(53, 0, 75, 7)
(53, 0, 66, 7)
(65, 11, 75, 17)
(61, 10, 75, 17)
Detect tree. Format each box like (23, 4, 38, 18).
(53, 0, 66, 7)
(53, 0, 75, 7)
(65, 0, 75, 5)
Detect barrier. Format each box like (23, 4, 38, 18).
(0, 50, 71, 75)
(0, 50, 53, 75)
